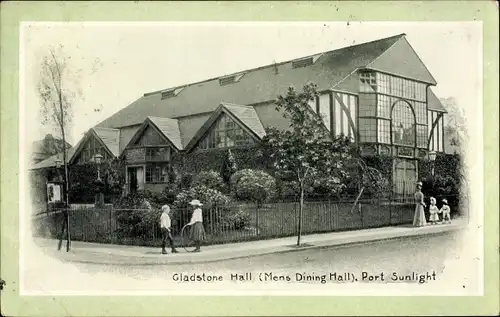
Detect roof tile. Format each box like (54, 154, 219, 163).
(221, 102, 266, 138)
(147, 116, 183, 150)
(427, 88, 447, 113)
(96, 34, 406, 131)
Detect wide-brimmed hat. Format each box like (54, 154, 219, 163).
(161, 205, 170, 213)
(442, 199, 448, 204)
(430, 197, 436, 203)
(416, 181, 423, 187)
(189, 199, 203, 206)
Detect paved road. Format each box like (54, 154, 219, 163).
(71, 231, 461, 279)
(24, 230, 473, 294)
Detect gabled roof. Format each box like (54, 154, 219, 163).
(147, 116, 183, 150)
(96, 34, 408, 130)
(427, 88, 447, 113)
(366, 36, 437, 85)
(184, 103, 266, 152)
(122, 116, 183, 152)
(68, 129, 118, 165)
(221, 102, 266, 139)
(93, 127, 120, 157)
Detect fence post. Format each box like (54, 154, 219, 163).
(389, 193, 393, 225)
(360, 199, 364, 228)
(109, 207, 113, 243)
(152, 222, 154, 244)
(255, 204, 260, 237)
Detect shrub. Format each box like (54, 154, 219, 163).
(179, 172, 194, 190)
(219, 207, 251, 231)
(172, 185, 231, 229)
(192, 170, 225, 192)
(311, 176, 346, 198)
(230, 169, 276, 203)
(114, 190, 168, 239)
(172, 185, 250, 233)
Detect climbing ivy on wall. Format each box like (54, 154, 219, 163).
(68, 158, 126, 203)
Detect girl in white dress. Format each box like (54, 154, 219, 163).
(440, 198, 452, 224)
(428, 197, 439, 225)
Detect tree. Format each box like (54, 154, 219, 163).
(440, 97, 468, 154)
(37, 46, 82, 251)
(262, 83, 352, 246)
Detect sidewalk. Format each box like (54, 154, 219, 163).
(34, 218, 468, 266)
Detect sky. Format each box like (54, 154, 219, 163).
(21, 22, 482, 145)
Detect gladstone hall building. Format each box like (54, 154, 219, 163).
(30, 33, 447, 197)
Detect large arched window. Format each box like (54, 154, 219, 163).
(391, 101, 416, 146)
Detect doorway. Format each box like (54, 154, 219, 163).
(393, 158, 417, 196)
(127, 166, 144, 194)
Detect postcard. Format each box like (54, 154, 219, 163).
(1, 1, 498, 316)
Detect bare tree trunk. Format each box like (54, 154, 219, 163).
(350, 187, 364, 214)
(297, 183, 304, 246)
(59, 93, 71, 252)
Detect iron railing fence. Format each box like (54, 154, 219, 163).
(32, 193, 467, 248)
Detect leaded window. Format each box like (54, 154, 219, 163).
(390, 76, 403, 97)
(391, 101, 415, 146)
(416, 125, 427, 148)
(377, 119, 391, 144)
(377, 94, 391, 118)
(413, 101, 427, 124)
(145, 164, 169, 183)
(359, 118, 377, 142)
(415, 82, 426, 102)
(359, 72, 377, 92)
(376, 73, 390, 95)
(197, 113, 255, 150)
(358, 93, 376, 117)
(135, 126, 165, 146)
(78, 135, 108, 163)
(146, 147, 170, 161)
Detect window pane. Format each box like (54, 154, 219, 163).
(390, 76, 402, 97)
(414, 102, 427, 124)
(359, 72, 376, 93)
(377, 94, 391, 118)
(391, 101, 415, 146)
(359, 118, 376, 142)
(358, 94, 376, 117)
(377, 119, 391, 144)
(376, 73, 389, 95)
(416, 125, 427, 148)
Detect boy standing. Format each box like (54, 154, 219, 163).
(160, 205, 179, 255)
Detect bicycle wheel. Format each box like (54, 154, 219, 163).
(180, 225, 197, 252)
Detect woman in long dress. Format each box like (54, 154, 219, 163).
(413, 182, 427, 227)
(187, 199, 206, 252)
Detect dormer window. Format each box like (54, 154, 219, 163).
(161, 90, 176, 99)
(292, 57, 314, 69)
(219, 73, 245, 86)
(159, 87, 185, 100)
(219, 76, 236, 86)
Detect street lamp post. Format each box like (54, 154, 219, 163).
(428, 151, 437, 176)
(54, 158, 62, 181)
(94, 154, 105, 207)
